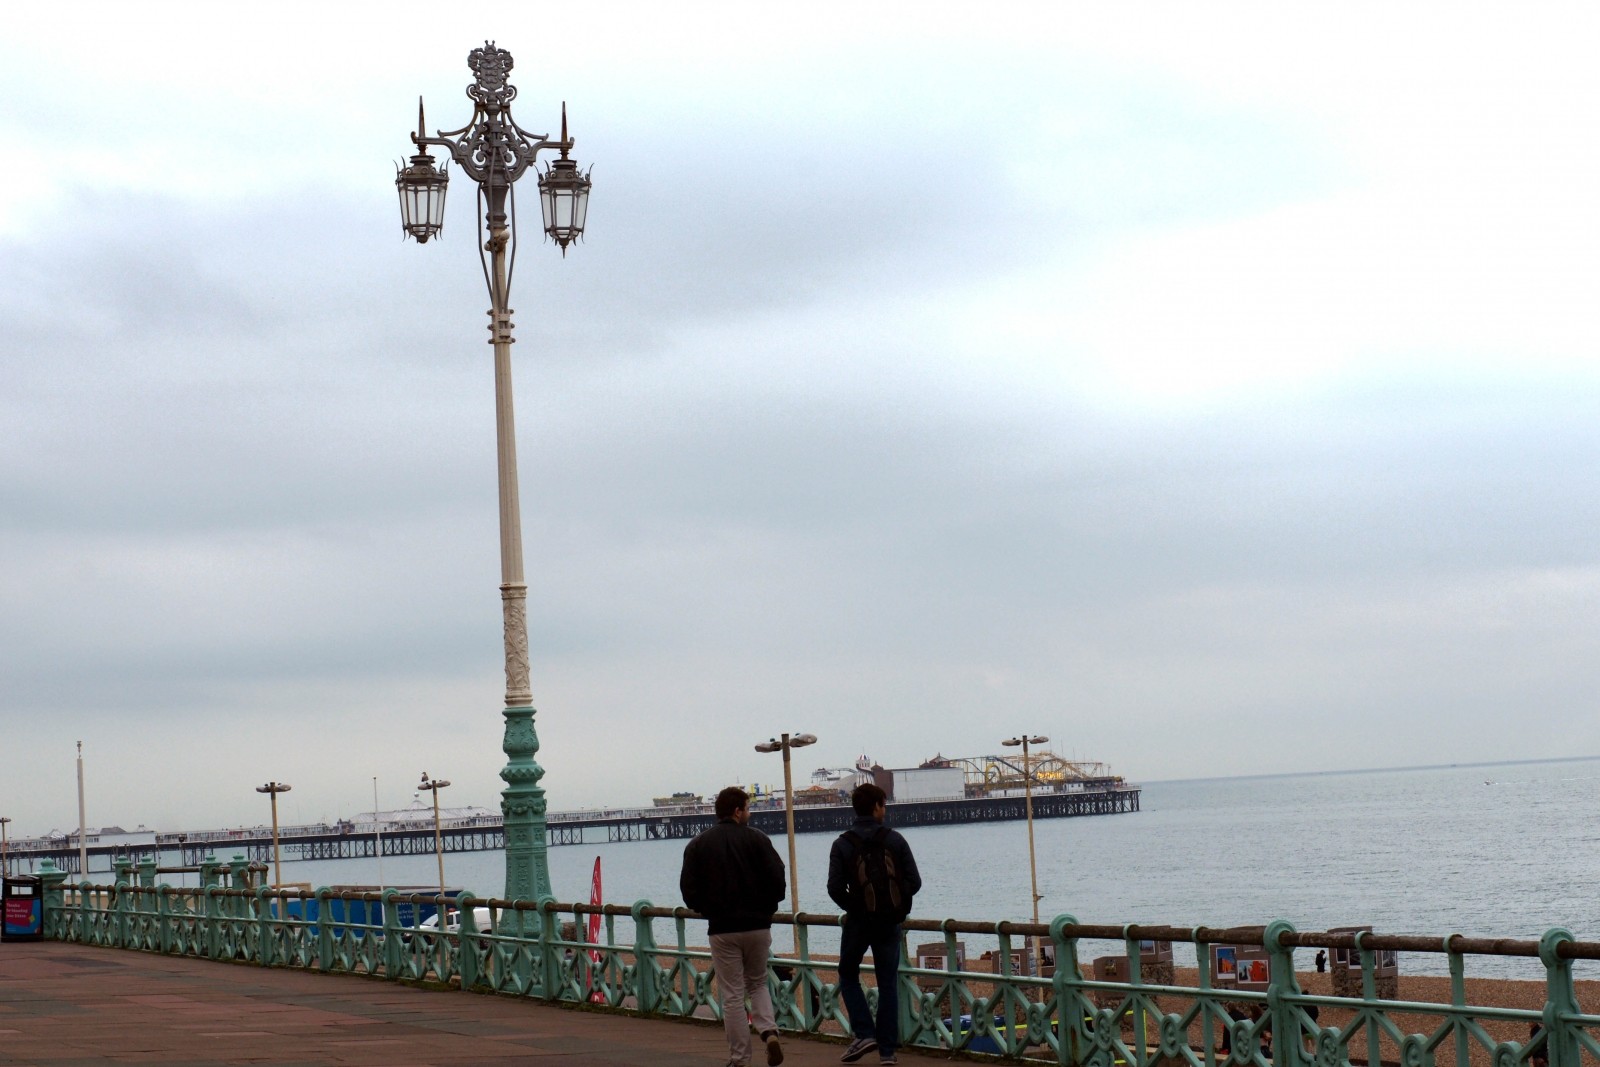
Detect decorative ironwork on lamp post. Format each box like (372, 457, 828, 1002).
(396, 42, 591, 902)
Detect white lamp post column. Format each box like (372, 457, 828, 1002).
(1001, 734, 1048, 974)
(419, 772, 451, 907)
(754, 732, 818, 953)
(255, 782, 292, 890)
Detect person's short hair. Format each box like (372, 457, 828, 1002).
(851, 783, 886, 816)
(715, 786, 750, 819)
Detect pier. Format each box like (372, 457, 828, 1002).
(6, 786, 1140, 874)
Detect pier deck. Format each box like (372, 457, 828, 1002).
(9, 785, 1140, 874)
(0, 940, 886, 1066)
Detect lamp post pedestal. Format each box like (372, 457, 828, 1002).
(500, 705, 551, 900)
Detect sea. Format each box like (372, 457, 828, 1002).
(156, 757, 1600, 980)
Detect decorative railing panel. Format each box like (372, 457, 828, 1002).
(32, 863, 1600, 1066)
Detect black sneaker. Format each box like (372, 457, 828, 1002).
(840, 1037, 878, 1063)
(765, 1031, 784, 1066)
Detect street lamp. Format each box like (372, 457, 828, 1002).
(1, 816, 10, 877)
(1000, 734, 1049, 975)
(254, 782, 291, 889)
(754, 732, 818, 951)
(396, 41, 591, 902)
(419, 772, 451, 907)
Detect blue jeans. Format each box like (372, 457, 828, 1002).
(837, 916, 902, 1052)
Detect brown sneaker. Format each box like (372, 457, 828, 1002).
(765, 1031, 784, 1066)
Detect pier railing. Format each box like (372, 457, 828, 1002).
(31, 860, 1596, 1066)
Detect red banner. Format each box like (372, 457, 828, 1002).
(587, 857, 604, 1002)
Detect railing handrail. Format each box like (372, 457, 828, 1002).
(89, 881, 1592, 960)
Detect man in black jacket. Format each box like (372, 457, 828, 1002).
(681, 786, 788, 1067)
(827, 783, 921, 1065)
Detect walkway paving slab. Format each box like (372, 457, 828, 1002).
(0, 941, 908, 1067)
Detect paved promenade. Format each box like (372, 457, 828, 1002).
(0, 941, 897, 1066)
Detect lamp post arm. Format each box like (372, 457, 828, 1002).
(411, 130, 570, 186)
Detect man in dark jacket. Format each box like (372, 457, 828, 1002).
(827, 783, 922, 1065)
(681, 786, 788, 1067)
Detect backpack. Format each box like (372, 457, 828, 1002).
(843, 826, 908, 919)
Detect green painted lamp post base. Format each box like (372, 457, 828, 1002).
(500, 704, 552, 901)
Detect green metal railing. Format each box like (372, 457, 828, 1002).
(32, 858, 1598, 1066)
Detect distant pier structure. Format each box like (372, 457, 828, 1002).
(3, 750, 1138, 871)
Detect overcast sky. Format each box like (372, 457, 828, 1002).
(3, 3, 1597, 838)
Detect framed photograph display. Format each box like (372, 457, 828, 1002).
(1139, 939, 1175, 963)
(1212, 945, 1239, 985)
(1235, 947, 1270, 989)
(1329, 927, 1372, 969)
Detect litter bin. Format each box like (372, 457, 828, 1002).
(3, 875, 43, 942)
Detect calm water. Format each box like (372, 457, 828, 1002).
(163, 757, 1600, 978)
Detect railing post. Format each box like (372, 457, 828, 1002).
(1195, 926, 1217, 1067)
(633, 900, 660, 1014)
(37, 859, 66, 940)
(381, 888, 402, 978)
(158, 885, 174, 955)
(457, 891, 480, 989)
(114, 859, 133, 948)
(256, 886, 276, 968)
(311, 886, 331, 973)
(1447, 935, 1469, 1067)
(1051, 915, 1084, 1067)
(199, 855, 220, 889)
(204, 886, 223, 960)
(1355, 931, 1382, 1067)
(794, 916, 817, 1033)
(539, 896, 562, 1001)
(1540, 928, 1579, 1067)
(227, 854, 251, 892)
(897, 925, 917, 1052)
(1264, 920, 1302, 1067)
(78, 881, 95, 943)
(1123, 926, 1149, 1067)
(137, 857, 158, 888)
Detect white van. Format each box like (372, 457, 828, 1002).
(417, 906, 494, 934)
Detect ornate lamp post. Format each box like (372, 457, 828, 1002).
(754, 732, 818, 952)
(396, 42, 590, 902)
(1000, 734, 1049, 974)
(254, 782, 292, 889)
(419, 772, 452, 906)
(1, 816, 10, 877)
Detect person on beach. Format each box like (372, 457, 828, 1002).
(1529, 1023, 1548, 1067)
(1315, 950, 1327, 973)
(680, 786, 788, 1067)
(828, 783, 922, 1066)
